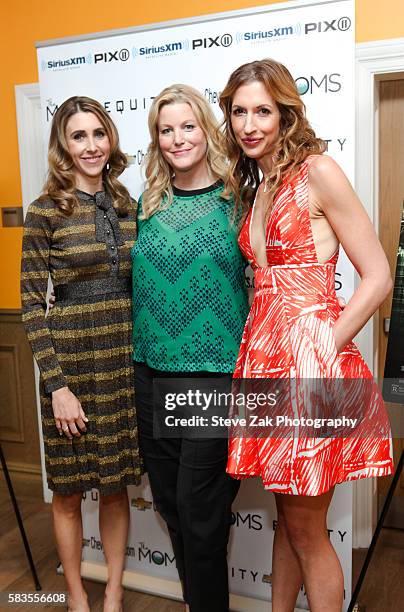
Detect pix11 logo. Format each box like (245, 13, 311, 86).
(94, 48, 130, 64)
(304, 16, 352, 35)
(191, 33, 233, 50)
(41, 53, 92, 71)
(132, 39, 189, 58)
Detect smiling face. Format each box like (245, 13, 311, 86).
(230, 80, 281, 162)
(65, 111, 111, 189)
(157, 102, 208, 175)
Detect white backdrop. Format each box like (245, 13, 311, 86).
(36, 0, 355, 609)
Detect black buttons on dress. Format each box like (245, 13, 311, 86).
(106, 229, 111, 235)
(112, 259, 117, 265)
(111, 246, 115, 250)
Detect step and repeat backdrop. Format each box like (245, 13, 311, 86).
(36, 0, 355, 609)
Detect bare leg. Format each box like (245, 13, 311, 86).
(99, 489, 129, 612)
(52, 492, 89, 612)
(282, 488, 344, 612)
(271, 494, 303, 611)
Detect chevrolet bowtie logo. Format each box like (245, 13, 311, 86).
(262, 573, 272, 584)
(131, 497, 152, 511)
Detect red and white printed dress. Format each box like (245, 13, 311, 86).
(227, 156, 394, 496)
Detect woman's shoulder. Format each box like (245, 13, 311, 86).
(26, 195, 58, 216)
(305, 153, 340, 175)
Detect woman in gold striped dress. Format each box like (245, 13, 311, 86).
(21, 96, 141, 612)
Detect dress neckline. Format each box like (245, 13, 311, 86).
(172, 180, 223, 197)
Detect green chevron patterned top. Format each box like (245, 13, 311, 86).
(131, 181, 249, 372)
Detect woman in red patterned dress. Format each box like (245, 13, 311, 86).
(219, 59, 394, 611)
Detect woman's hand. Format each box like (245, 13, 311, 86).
(52, 386, 88, 439)
(48, 291, 56, 310)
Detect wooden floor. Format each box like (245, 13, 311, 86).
(0, 474, 403, 611)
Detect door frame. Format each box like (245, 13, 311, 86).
(15, 82, 50, 502)
(15, 83, 45, 214)
(354, 37, 404, 547)
(15, 37, 404, 546)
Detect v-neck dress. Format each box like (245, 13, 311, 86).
(227, 156, 394, 496)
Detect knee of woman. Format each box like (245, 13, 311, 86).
(285, 522, 318, 557)
(52, 492, 82, 516)
(275, 511, 287, 532)
(99, 489, 128, 507)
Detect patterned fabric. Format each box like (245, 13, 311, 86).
(131, 182, 249, 372)
(227, 156, 394, 496)
(21, 191, 142, 495)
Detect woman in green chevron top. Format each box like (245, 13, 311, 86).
(131, 84, 249, 612)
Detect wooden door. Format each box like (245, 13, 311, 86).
(378, 79, 404, 526)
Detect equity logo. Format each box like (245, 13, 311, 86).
(295, 73, 342, 95)
(132, 40, 189, 58)
(236, 23, 300, 43)
(304, 16, 352, 35)
(94, 48, 130, 64)
(41, 53, 92, 71)
(192, 33, 233, 50)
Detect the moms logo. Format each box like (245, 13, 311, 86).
(192, 33, 233, 50)
(94, 48, 130, 64)
(41, 53, 92, 71)
(236, 23, 300, 43)
(132, 40, 189, 58)
(295, 73, 342, 95)
(231, 511, 263, 530)
(138, 542, 175, 567)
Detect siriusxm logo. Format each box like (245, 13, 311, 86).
(236, 23, 300, 43)
(41, 53, 92, 71)
(132, 40, 189, 58)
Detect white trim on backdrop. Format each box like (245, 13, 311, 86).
(73, 561, 307, 612)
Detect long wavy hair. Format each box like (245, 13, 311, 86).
(141, 84, 228, 218)
(40, 96, 130, 215)
(219, 59, 326, 215)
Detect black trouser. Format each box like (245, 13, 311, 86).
(135, 362, 240, 612)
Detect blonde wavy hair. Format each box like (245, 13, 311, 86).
(40, 96, 130, 215)
(141, 84, 228, 218)
(219, 59, 326, 215)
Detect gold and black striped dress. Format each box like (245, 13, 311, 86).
(21, 190, 142, 495)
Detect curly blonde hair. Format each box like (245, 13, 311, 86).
(40, 96, 130, 215)
(141, 84, 228, 218)
(219, 59, 326, 215)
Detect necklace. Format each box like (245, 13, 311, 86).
(263, 175, 271, 193)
